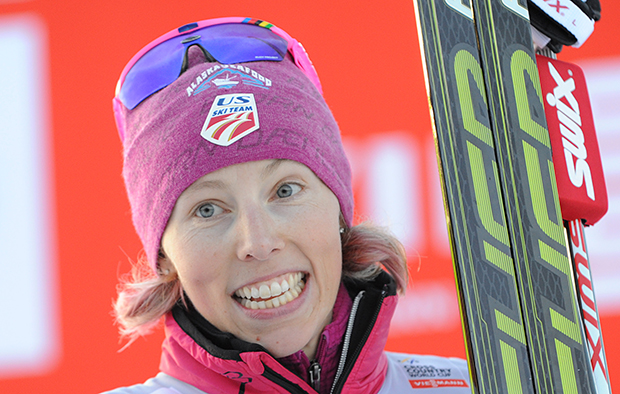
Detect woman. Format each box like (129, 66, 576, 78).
(105, 17, 469, 393)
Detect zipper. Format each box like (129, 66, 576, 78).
(330, 287, 388, 394)
(262, 363, 311, 393)
(308, 360, 322, 391)
(330, 290, 365, 394)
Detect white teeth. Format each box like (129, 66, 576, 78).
(236, 272, 306, 309)
(259, 284, 271, 299)
(270, 282, 282, 297)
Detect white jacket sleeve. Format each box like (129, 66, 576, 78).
(100, 373, 209, 394)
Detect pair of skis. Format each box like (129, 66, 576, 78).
(413, 0, 610, 393)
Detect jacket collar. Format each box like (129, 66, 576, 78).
(159, 272, 398, 394)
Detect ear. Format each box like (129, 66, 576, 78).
(338, 212, 349, 231)
(157, 249, 177, 277)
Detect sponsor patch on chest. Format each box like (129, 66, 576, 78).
(398, 357, 469, 390)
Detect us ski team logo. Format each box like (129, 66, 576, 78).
(201, 93, 259, 146)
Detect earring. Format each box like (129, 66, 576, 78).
(339, 227, 345, 234)
(157, 267, 171, 276)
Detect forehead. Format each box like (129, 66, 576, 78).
(182, 159, 310, 194)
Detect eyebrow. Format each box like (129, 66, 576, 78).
(183, 179, 227, 195)
(261, 159, 286, 178)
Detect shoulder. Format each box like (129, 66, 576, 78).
(100, 373, 208, 394)
(378, 352, 471, 393)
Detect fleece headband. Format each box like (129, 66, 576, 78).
(114, 48, 353, 270)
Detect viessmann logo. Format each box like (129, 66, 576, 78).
(409, 379, 469, 389)
(545, 61, 595, 200)
(201, 93, 259, 146)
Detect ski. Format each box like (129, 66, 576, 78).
(469, 1, 596, 393)
(413, 0, 597, 392)
(413, 1, 533, 392)
(566, 218, 611, 394)
(538, 53, 612, 394)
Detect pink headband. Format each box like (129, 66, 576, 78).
(114, 48, 353, 270)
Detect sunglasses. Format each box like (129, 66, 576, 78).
(114, 17, 323, 111)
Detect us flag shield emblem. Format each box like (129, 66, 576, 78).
(200, 93, 260, 146)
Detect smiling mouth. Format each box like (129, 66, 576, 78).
(234, 272, 306, 310)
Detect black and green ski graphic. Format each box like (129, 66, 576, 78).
(413, 1, 596, 393)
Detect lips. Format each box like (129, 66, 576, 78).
(234, 272, 306, 309)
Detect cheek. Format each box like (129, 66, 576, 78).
(294, 191, 341, 237)
(178, 250, 224, 284)
(166, 236, 227, 291)
(300, 205, 343, 280)
(324, 239, 343, 284)
(175, 258, 232, 317)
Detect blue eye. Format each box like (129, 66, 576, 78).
(276, 183, 301, 198)
(196, 203, 220, 218)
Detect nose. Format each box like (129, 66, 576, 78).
(234, 205, 284, 262)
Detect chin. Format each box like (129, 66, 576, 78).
(263, 338, 310, 359)
(247, 323, 315, 358)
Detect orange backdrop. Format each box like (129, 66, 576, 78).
(0, 0, 617, 393)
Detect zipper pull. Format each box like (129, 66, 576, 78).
(308, 360, 322, 392)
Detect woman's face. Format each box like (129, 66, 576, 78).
(160, 159, 343, 359)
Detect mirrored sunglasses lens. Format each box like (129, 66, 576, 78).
(201, 24, 288, 63)
(120, 40, 186, 109)
(120, 23, 289, 109)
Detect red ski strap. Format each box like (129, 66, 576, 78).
(537, 55, 608, 225)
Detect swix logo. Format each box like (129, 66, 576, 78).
(545, 61, 595, 200)
(445, 0, 473, 20)
(568, 220, 609, 385)
(201, 93, 259, 146)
